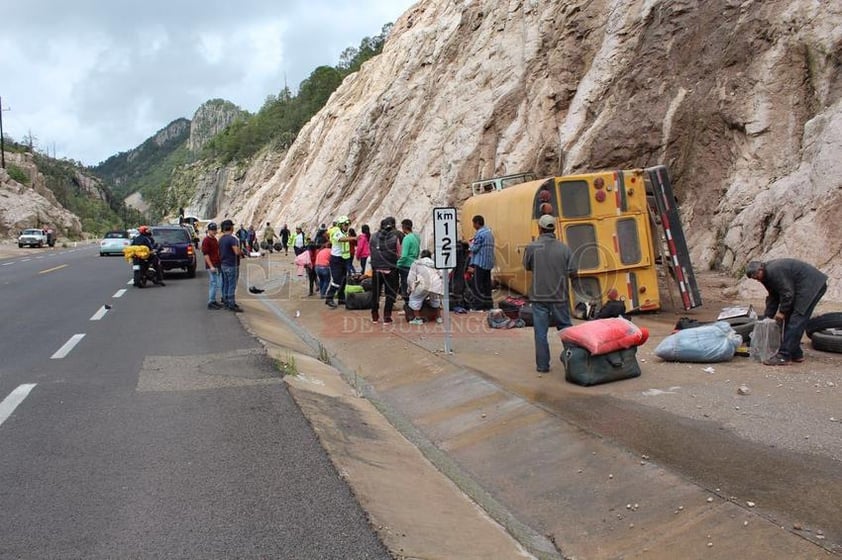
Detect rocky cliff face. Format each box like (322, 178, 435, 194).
(187, 99, 249, 153)
(194, 0, 842, 299)
(0, 152, 83, 237)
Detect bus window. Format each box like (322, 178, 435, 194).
(617, 218, 642, 265)
(559, 180, 591, 218)
(565, 223, 599, 270)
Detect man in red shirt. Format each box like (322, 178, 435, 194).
(201, 222, 223, 309)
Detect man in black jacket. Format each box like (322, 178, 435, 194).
(746, 258, 827, 365)
(369, 217, 401, 323)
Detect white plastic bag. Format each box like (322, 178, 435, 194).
(749, 318, 781, 362)
(654, 321, 742, 363)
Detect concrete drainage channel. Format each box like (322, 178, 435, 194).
(255, 294, 558, 559)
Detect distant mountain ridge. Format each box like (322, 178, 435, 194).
(93, 99, 248, 205)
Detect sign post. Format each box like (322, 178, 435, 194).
(433, 207, 457, 353)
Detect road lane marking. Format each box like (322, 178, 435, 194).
(0, 384, 37, 428)
(1, 262, 13, 266)
(20, 258, 31, 262)
(51, 334, 86, 359)
(127, 279, 134, 285)
(39, 264, 68, 274)
(90, 306, 109, 321)
(113, 289, 127, 298)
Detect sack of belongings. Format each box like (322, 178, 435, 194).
(654, 321, 742, 363)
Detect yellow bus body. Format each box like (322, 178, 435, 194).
(461, 169, 662, 312)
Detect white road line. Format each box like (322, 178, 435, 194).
(1, 262, 13, 266)
(0, 384, 37, 428)
(20, 258, 31, 262)
(51, 334, 85, 359)
(113, 289, 127, 298)
(127, 279, 134, 285)
(90, 306, 109, 321)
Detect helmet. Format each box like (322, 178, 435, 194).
(138, 225, 150, 235)
(336, 215, 350, 225)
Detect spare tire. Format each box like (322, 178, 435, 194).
(809, 330, 842, 353)
(806, 312, 842, 338)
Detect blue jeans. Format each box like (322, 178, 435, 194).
(315, 265, 331, 296)
(532, 301, 572, 371)
(207, 269, 221, 304)
(779, 284, 826, 360)
(398, 266, 411, 298)
(221, 265, 239, 307)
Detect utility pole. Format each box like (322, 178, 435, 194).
(0, 96, 7, 169)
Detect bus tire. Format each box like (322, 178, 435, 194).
(809, 330, 842, 353)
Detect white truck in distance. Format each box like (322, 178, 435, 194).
(18, 228, 53, 248)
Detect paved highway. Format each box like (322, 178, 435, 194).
(0, 245, 388, 559)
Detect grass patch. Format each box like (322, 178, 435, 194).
(277, 352, 299, 377)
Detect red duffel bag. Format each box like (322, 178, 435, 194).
(560, 317, 649, 356)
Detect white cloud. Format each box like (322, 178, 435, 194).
(0, 0, 415, 165)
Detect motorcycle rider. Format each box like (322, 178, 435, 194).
(132, 225, 165, 286)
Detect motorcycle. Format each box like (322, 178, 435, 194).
(123, 245, 164, 288)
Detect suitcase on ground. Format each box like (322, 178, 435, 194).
(560, 341, 641, 386)
(344, 291, 373, 310)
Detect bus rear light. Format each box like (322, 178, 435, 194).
(595, 190, 607, 202)
(639, 286, 647, 293)
(594, 177, 605, 189)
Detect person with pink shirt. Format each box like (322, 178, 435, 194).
(314, 243, 332, 297)
(355, 224, 371, 273)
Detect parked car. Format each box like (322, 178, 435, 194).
(100, 230, 131, 256)
(181, 223, 200, 248)
(18, 228, 48, 248)
(150, 225, 197, 277)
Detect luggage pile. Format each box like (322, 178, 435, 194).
(559, 318, 649, 386)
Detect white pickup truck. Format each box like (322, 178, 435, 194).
(18, 228, 53, 248)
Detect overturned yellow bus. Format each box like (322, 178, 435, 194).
(461, 166, 701, 314)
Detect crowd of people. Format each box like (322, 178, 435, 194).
(197, 214, 499, 324)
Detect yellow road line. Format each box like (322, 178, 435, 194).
(39, 264, 68, 274)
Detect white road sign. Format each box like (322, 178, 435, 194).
(433, 207, 457, 270)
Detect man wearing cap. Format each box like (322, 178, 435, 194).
(324, 216, 355, 309)
(201, 222, 223, 309)
(523, 214, 576, 374)
(745, 258, 827, 365)
(219, 219, 244, 312)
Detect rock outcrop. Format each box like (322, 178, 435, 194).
(0, 152, 83, 238)
(187, 99, 249, 153)
(186, 0, 841, 299)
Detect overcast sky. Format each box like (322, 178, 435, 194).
(0, 0, 415, 166)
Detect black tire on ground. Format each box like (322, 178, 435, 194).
(187, 264, 196, 278)
(724, 316, 756, 343)
(18, 243, 23, 248)
(809, 330, 842, 353)
(134, 269, 147, 288)
(806, 312, 842, 338)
